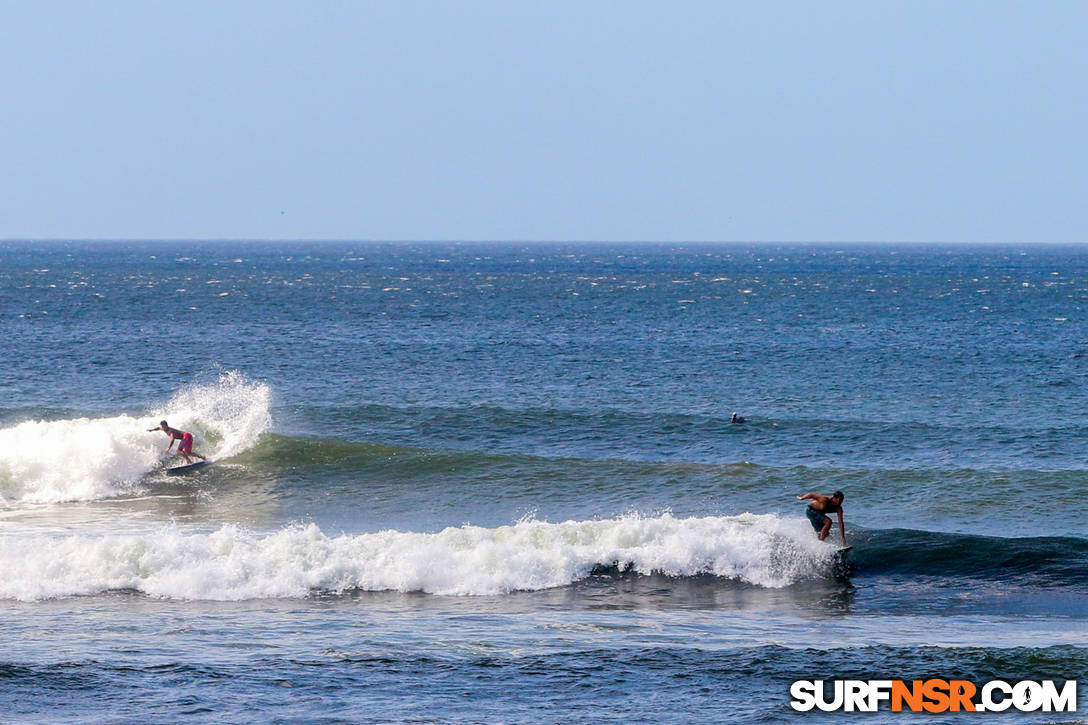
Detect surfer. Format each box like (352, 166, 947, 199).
(148, 420, 207, 465)
(797, 491, 846, 546)
(730, 412, 745, 424)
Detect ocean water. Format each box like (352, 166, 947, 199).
(1, 240, 1085, 723)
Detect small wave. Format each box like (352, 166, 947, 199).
(0, 371, 271, 503)
(284, 400, 1088, 474)
(0, 513, 840, 601)
(238, 433, 763, 475)
(852, 529, 1088, 586)
(241, 433, 1088, 486)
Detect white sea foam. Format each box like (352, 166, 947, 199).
(0, 513, 839, 601)
(154, 370, 272, 461)
(0, 371, 271, 503)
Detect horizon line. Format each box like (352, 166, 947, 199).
(2, 238, 1087, 245)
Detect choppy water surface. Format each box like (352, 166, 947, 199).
(2, 241, 1086, 722)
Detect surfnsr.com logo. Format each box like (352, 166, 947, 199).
(790, 679, 1078, 713)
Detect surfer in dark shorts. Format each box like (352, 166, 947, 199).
(148, 420, 207, 465)
(797, 491, 846, 546)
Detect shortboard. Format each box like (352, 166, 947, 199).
(835, 545, 853, 553)
(165, 460, 212, 475)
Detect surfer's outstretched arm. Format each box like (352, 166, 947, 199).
(796, 493, 816, 501)
(837, 510, 846, 546)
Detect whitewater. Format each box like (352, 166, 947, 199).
(0, 372, 271, 503)
(3, 241, 1086, 723)
(0, 513, 842, 601)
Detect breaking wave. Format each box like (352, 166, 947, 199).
(0, 513, 841, 601)
(0, 371, 270, 503)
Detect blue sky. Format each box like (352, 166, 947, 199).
(1, 1, 1085, 242)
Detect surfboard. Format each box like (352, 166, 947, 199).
(835, 545, 853, 553)
(165, 460, 212, 475)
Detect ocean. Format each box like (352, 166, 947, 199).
(1, 241, 1085, 722)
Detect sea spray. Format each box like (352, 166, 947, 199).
(0, 513, 838, 601)
(0, 415, 159, 503)
(0, 371, 271, 503)
(152, 370, 272, 461)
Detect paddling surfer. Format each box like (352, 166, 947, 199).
(149, 420, 206, 465)
(797, 491, 846, 546)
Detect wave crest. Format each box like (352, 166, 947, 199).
(0, 371, 270, 503)
(0, 514, 838, 601)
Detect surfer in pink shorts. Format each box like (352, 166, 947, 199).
(148, 420, 207, 465)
